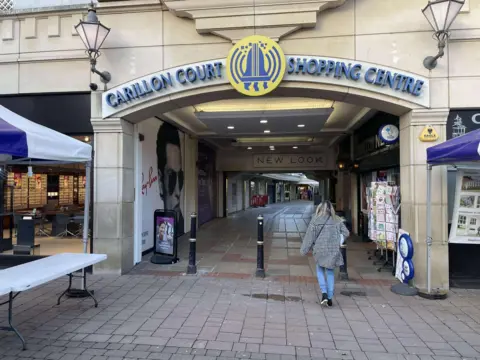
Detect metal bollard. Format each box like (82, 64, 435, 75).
(256, 215, 265, 278)
(187, 213, 197, 275)
(339, 244, 348, 280)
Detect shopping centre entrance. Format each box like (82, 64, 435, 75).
(90, 30, 453, 295)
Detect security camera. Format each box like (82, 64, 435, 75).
(89, 83, 98, 91)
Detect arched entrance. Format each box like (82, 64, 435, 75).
(91, 55, 449, 295)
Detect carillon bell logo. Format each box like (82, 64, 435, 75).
(226, 35, 286, 97)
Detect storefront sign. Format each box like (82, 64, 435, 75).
(447, 109, 480, 140)
(102, 38, 430, 118)
(450, 170, 480, 244)
(378, 124, 399, 145)
(419, 125, 439, 142)
(253, 154, 325, 169)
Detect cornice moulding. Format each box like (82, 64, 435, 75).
(163, 0, 346, 42)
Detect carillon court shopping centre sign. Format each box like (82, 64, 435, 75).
(102, 36, 430, 118)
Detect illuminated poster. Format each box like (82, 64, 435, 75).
(13, 173, 22, 189)
(450, 170, 480, 244)
(63, 176, 69, 188)
(155, 214, 175, 256)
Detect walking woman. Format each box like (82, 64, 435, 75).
(300, 201, 349, 307)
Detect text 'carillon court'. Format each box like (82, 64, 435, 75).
(105, 62, 224, 108)
(287, 57, 425, 97)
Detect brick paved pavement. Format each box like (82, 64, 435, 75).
(2, 201, 480, 360)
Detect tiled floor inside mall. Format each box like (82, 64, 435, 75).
(132, 201, 395, 286)
(3, 201, 480, 360)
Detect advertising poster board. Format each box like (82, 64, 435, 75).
(151, 209, 178, 264)
(450, 169, 480, 244)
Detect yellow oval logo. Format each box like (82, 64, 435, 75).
(226, 35, 286, 97)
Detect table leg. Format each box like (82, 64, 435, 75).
(0, 292, 26, 350)
(63, 271, 98, 308)
(57, 273, 73, 305)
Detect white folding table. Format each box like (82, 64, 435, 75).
(0, 253, 107, 350)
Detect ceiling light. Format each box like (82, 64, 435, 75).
(297, 124, 305, 128)
(227, 126, 235, 129)
(195, 98, 335, 112)
(270, 148, 275, 151)
(247, 147, 252, 150)
(260, 120, 268, 124)
(293, 146, 298, 149)
(264, 130, 271, 133)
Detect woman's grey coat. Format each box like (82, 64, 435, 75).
(300, 215, 350, 269)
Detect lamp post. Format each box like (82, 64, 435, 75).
(422, 0, 464, 70)
(75, 4, 111, 86)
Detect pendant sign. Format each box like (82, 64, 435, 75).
(419, 125, 439, 142)
(378, 124, 399, 145)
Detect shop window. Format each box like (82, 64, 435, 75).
(458, 215, 467, 226)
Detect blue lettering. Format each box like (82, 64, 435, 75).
(123, 86, 135, 101)
(142, 80, 153, 94)
(116, 91, 127, 105)
(295, 58, 308, 74)
(403, 76, 415, 93)
(186, 67, 197, 82)
(374, 69, 386, 86)
(385, 72, 398, 89)
(365, 67, 377, 84)
(134, 83, 144, 97)
(349, 64, 362, 81)
(106, 93, 117, 107)
(412, 80, 424, 96)
(334, 62, 343, 79)
(325, 60, 335, 76)
(287, 57, 295, 74)
(150, 76, 163, 91)
(176, 69, 186, 84)
(396, 75, 407, 90)
(214, 62, 223, 77)
(317, 59, 327, 75)
(161, 73, 173, 88)
(206, 64, 216, 79)
(307, 59, 318, 75)
(196, 65, 207, 81)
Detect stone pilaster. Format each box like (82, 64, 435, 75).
(91, 92, 135, 275)
(399, 108, 450, 292)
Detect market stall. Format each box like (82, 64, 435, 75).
(426, 128, 480, 296)
(0, 105, 92, 258)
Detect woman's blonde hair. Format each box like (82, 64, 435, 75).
(315, 200, 341, 221)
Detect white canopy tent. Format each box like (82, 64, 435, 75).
(0, 105, 92, 259)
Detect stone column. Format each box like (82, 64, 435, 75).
(91, 92, 135, 275)
(399, 108, 450, 293)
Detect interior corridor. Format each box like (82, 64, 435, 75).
(131, 201, 396, 286)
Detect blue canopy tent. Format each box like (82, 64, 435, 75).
(0, 105, 92, 269)
(425, 128, 480, 296)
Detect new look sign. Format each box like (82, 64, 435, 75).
(253, 154, 326, 169)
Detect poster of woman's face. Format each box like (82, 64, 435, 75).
(155, 216, 175, 255)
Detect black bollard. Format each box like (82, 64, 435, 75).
(187, 213, 197, 275)
(339, 244, 348, 280)
(256, 215, 265, 278)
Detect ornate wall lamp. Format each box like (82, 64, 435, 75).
(75, 4, 111, 89)
(422, 0, 464, 70)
